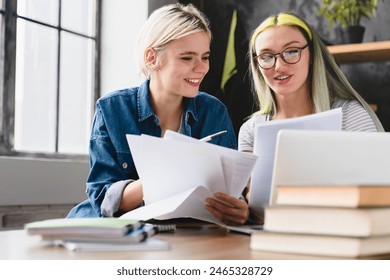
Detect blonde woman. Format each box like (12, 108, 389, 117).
(239, 12, 384, 153)
(68, 4, 250, 225)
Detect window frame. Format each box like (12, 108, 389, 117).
(0, 0, 101, 160)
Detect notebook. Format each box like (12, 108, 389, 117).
(248, 109, 342, 217)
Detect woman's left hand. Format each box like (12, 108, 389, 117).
(205, 192, 249, 226)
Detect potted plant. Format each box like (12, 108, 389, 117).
(318, 0, 379, 43)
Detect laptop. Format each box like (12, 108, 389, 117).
(271, 129, 390, 195)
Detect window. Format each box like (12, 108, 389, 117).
(0, 0, 5, 143)
(0, 0, 101, 158)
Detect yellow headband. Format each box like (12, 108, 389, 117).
(250, 13, 312, 50)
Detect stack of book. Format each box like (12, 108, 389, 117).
(25, 218, 171, 251)
(250, 184, 390, 258)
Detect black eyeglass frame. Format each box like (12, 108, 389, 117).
(254, 44, 308, 70)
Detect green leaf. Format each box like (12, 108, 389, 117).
(317, 0, 380, 27)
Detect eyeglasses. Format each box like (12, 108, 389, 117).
(254, 45, 308, 70)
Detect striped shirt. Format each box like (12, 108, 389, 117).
(238, 99, 378, 152)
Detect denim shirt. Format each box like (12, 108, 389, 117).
(67, 80, 237, 218)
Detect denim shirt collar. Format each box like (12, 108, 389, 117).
(137, 80, 198, 123)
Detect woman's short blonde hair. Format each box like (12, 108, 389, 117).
(136, 3, 211, 79)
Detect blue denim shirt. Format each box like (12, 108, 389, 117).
(67, 80, 237, 218)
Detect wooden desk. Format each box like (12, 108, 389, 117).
(0, 227, 319, 260)
(1, 227, 390, 260)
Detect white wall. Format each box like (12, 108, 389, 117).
(0, 157, 89, 205)
(100, 0, 148, 96)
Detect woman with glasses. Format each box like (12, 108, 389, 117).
(239, 12, 384, 154)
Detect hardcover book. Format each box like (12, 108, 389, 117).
(275, 185, 390, 207)
(263, 206, 390, 237)
(251, 231, 390, 258)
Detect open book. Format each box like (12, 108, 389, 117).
(120, 130, 258, 225)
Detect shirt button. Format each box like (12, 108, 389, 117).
(122, 162, 128, 169)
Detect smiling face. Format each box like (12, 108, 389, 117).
(254, 25, 310, 100)
(150, 31, 210, 99)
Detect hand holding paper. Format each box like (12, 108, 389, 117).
(120, 131, 258, 225)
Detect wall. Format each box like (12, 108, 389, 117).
(0, 157, 89, 230)
(100, 0, 147, 95)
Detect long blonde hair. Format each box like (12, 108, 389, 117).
(248, 12, 384, 131)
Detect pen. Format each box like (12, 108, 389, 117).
(199, 130, 227, 142)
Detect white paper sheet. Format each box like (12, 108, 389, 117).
(164, 130, 258, 197)
(249, 108, 343, 216)
(122, 131, 258, 225)
(127, 134, 225, 204)
(120, 186, 223, 225)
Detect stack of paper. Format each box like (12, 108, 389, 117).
(120, 130, 258, 225)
